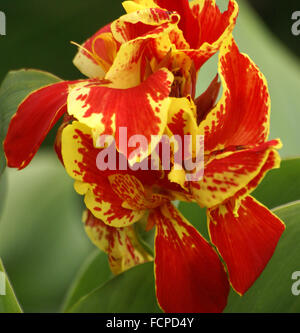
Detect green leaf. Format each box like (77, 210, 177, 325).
(225, 201, 300, 313)
(252, 158, 300, 209)
(0, 69, 62, 177)
(178, 202, 209, 241)
(68, 262, 161, 313)
(62, 250, 113, 312)
(0, 258, 22, 313)
(0, 151, 93, 312)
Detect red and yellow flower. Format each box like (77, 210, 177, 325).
(3, 0, 285, 313)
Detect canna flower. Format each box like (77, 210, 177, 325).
(3, 0, 285, 313)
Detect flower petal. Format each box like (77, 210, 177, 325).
(67, 68, 174, 165)
(4, 80, 76, 169)
(111, 8, 180, 44)
(109, 174, 170, 210)
(61, 121, 146, 227)
(208, 196, 285, 295)
(190, 140, 281, 208)
(155, 0, 200, 48)
(199, 37, 270, 152)
(84, 210, 152, 275)
(151, 203, 229, 313)
(73, 24, 118, 78)
(184, 0, 239, 70)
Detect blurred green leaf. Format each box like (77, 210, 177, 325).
(235, 2, 300, 158)
(0, 151, 92, 312)
(68, 262, 161, 313)
(252, 158, 300, 209)
(62, 250, 113, 312)
(0, 258, 22, 313)
(0, 69, 61, 177)
(225, 200, 300, 313)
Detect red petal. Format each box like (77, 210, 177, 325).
(155, 0, 200, 48)
(200, 38, 270, 152)
(208, 196, 285, 295)
(184, 0, 238, 70)
(195, 74, 221, 125)
(68, 69, 173, 165)
(4, 80, 77, 169)
(151, 203, 229, 313)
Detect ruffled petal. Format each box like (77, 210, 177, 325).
(61, 121, 146, 227)
(199, 37, 270, 152)
(208, 196, 285, 295)
(111, 8, 180, 44)
(151, 203, 229, 313)
(190, 140, 282, 208)
(67, 68, 173, 165)
(4, 80, 77, 169)
(84, 210, 152, 275)
(184, 0, 239, 70)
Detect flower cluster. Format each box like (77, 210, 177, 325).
(4, 0, 285, 313)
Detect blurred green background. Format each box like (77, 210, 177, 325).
(0, 0, 299, 313)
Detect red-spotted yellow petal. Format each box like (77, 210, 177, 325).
(208, 196, 285, 295)
(4, 80, 78, 170)
(122, 0, 159, 14)
(61, 121, 146, 227)
(199, 37, 270, 153)
(84, 210, 152, 275)
(67, 68, 174, 166)
(151, 203, 229, 313)
(190, 140, 282, 209)
(111, 8, 180, 44)
(73, 24, 118, 78)
(109, 174, 170, 210)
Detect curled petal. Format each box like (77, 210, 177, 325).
(199, 37, 271, 152)
(111, 8, 180, 44)
(208, 196, 285, 295)
(4, 80, 77, 169)
(73, 24, 118, 78)
(84, 210, 152, 275)
(67, 68, 174, 165)
(151, 203, 229, 313)
(61, 121, 146, 227)
(190, 140, 282, 208)
(155, 0, 200, 48)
